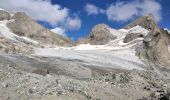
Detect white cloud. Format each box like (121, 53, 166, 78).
(0, 0, 81, 30)
(51, 27, 66, 36)
(85, 3, 105, 15)
(106, 2, 138, 22)
(65, 17, 81, 30)
(85, 0, 162, 22)
(106, 0, 162, 22)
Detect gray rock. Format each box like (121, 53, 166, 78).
(89, 24, 117, 45)
(123, 33, 144, 43)
(0, 10, 11, 21)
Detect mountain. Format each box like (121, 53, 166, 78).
(7, 12, 73, 47)
(0, 9, 73, 54)
(125, 14, 170, 69)
(0, 9, 170, 100)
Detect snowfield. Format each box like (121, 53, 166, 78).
(33, 44, 146, 70)
(33, 33, 147, 71)
(33, 26, 149, 70)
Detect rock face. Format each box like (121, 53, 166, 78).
(0, 10, 11, 21)
(135, 19, 170, 69)
(7, 12, 72, 47)
(123, 33, 144, 43)
(77, 24, 117, 45)
(88, 24, 117, 45)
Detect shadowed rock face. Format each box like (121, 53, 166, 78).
(7, 12, 72, 47)
(136, 27, 170, 69)
(123, 33, 144, 43)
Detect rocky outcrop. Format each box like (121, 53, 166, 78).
(78, 24, 117, 45)
(7, 12, 72, 47)
(123, 33, 144, 43)
(0, 33, 32, 54)
(0, 10, 11, 21)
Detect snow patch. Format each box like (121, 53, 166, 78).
(108, 28, 127, 38)
(0, 20, 17, 40)
(20, 36, 39, 44)
(128, 25, 149, 35)
(0, 8, 5, 11)
(164, 28, 170, 34)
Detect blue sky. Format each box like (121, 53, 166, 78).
(0, 0, 170, 41)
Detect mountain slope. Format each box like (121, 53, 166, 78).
(0, 9, 73, 53)
(7, 12, 72, 47)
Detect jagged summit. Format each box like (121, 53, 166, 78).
(88, 24, 117, 45)
(77, 23, 117, 45)
(124, 14, 158, 31)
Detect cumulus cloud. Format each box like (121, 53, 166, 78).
(0, 0, 81, 30)
(85, 0, 162, 22)
(85, 3, 105, 15)
(106, 0, 162, 22)
(65, 17, 81, 30)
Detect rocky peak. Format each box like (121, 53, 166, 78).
(124, 14, 158, 31)
(88, 24, 117, 45)
(91, 24, 109, 31)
